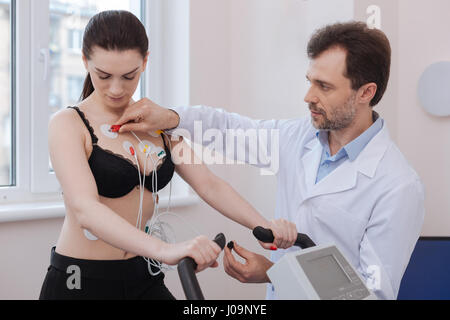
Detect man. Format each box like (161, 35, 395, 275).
(114, 22, 425, 299)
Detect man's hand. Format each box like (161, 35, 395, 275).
(114, 98, 180, 133)
(223, 241, 273, 283)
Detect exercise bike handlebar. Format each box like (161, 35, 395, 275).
(177, 233, 226, 300)
(253, 226, 316, 249)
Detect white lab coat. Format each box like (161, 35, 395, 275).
(172, 105, 425, 300)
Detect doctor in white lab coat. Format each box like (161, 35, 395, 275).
(114, 22, 425, 299)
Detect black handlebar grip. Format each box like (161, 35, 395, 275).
(178, 257, 202, 300)
(252, 227, 275, 243)
(253, 226, 316, 249)
(177, 233, 226, 300)
(213, 233, 226, 250)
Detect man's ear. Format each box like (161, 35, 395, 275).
(358, 82, 378, 105)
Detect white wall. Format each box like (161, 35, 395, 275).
(0, 218, 64, 299)
(396, 0, 450, 236)
(355, 0, 450, 237)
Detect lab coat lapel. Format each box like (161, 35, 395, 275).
(354, 125, 391, 179)
(301, 138, 323, 195)
(300, 124, 391, 200)
(308, 159, 358, 199)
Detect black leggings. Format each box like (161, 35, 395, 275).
(39, 247, 176, 300)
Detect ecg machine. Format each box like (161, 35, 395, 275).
(267, 244, 378, 300)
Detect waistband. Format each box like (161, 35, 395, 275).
(49, 247, 163, 281)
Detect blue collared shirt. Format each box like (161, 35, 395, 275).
(315, 113, 384, 184)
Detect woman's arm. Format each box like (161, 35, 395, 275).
(170, 136, 297, 249)
(49, 109, 220, 271)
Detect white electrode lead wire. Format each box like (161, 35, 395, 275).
(131, 131, 201, 276)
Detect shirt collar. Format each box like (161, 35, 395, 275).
(315, 111, 384, 162)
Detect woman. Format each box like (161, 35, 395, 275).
(39, 10, 296, 300)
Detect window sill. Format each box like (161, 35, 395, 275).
(0, 195, 200, 224)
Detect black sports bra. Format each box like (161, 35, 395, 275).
(69, 106, 175, 198)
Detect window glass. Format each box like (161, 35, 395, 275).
(48, 0, 143, 113)
(0, 0, 12, 187)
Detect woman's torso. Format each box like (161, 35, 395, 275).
(55, 104, 174, 260)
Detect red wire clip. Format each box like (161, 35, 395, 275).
(110, 125, 122, 133)
(129, 147, 135, 156)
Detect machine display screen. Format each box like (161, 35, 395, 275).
(299, 254, 351, 299)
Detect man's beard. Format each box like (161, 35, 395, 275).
(309, 94, 357, 131)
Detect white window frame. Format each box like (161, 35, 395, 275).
(67, 29, 83, 50)
(0, 0, 197, 223)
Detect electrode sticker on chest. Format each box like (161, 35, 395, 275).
(123, 141, 135, 156)
(139, 140, 155, 155)
(84, 229, 98, 241)
(100, 124, 119, 139)
(154, 147, 166, 159)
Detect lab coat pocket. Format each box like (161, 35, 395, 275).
(310, 201, 367, 263)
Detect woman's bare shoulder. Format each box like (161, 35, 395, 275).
(48, 107, 87, 142)
(50, 107, 79, 124)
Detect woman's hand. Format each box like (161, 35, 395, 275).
(258, 219, 298, 250)
(114, 98, 180, 133)
(159, 235, 222, 273)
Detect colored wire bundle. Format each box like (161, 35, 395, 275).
(130, 131, 200, 276)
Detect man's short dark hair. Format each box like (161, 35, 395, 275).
(307, 21, 391, 107)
